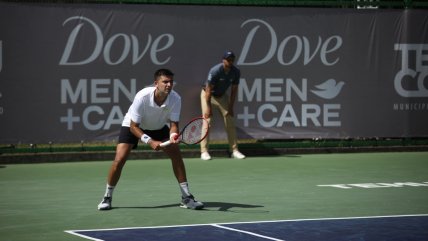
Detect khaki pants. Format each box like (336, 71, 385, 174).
(200, 89, 238, 153)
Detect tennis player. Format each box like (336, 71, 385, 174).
(97, 68, 204, 211)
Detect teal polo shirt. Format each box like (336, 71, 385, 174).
(204, 63, 241, 97)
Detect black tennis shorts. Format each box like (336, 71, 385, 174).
(118, 125, 170, 149)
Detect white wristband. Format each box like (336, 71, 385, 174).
(141, 134, 151, 144)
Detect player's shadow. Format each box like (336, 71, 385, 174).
(203, 202, 267, 213)
(114, 204, 178, 209)
(114, 202, 267, 213)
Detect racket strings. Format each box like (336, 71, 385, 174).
(181, 119, 207, 144)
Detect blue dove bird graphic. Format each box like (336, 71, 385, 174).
(310, 79, 345, 99)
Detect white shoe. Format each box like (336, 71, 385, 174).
(201, 152, 211, 160)
(232, 150, 246, 159)
(180, 195, 204, 210)
(97, 196, 112, 210)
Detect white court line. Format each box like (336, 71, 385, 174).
(64, 230, 103, 241)
(65, 213, 428, 235)
(212, 224, 285, 241)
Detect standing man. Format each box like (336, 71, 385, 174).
(200, 51, 246, 160)
(98, 69, 204, 211)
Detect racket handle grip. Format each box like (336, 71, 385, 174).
(159, 140, 171, 147)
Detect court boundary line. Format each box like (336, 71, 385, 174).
(65, 213, 428, 241)
(65, 213, 428, 236)
(211, 224, 285, 241)
(64, 231, 103, 241)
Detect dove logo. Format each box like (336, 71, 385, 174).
(394, 44, 428, 97)
(59, 16, 174, 66)
(310, 79, 345, 99)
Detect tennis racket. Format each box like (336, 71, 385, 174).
(160, 117, 209, 147)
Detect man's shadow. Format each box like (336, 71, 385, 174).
(203, 202, 267, 213)
(115, 202, 267, 212)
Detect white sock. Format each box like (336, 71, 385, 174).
(104, 184, 115, 197)
(179, 182, 191, 197)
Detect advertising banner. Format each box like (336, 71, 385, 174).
(0, 2, 427, 143)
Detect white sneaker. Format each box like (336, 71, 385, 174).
(232, 150, 246, 159)
(201, 152, 212, 160)
(97, 196, 112, 210)
(180, 195, 204, 210)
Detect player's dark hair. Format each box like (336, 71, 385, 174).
(154, 68, 174, 80)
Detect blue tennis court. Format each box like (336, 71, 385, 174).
(67, 214, 428, 241)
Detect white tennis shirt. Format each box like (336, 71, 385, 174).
(122, 86, 181, 130)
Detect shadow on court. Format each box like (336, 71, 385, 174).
(203, 202, 266, 212)
(113, 202, 265, 212)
